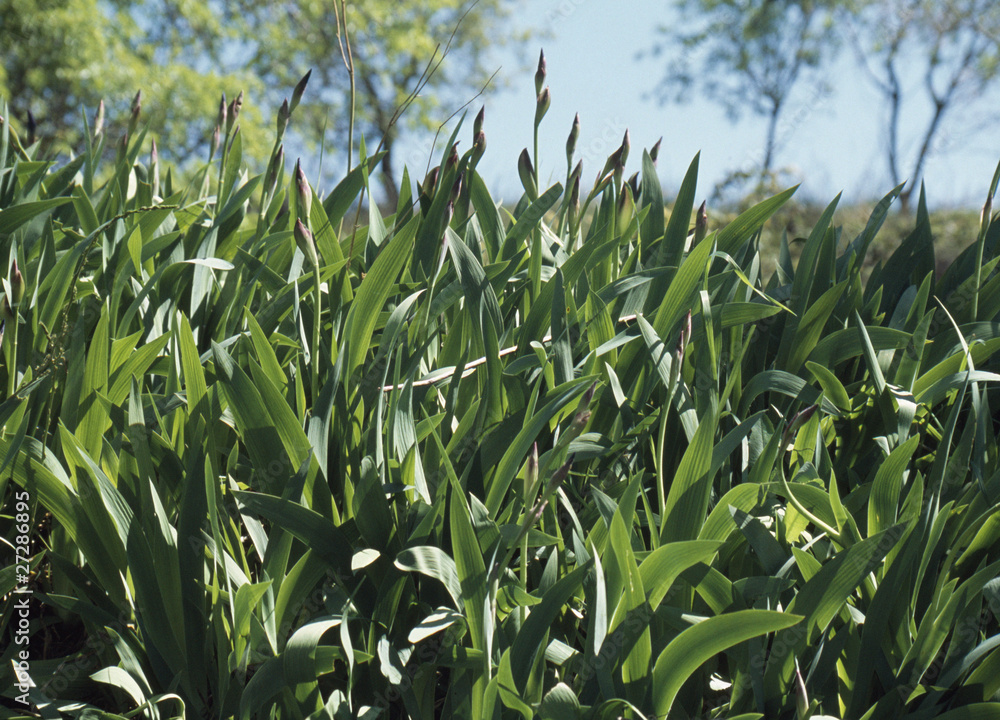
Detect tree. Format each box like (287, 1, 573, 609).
(236, 0, 523, 207)
(842, 0, 1000, 212)
(0, 0, 266, 162)
(645, 0, 838, 184)
(0, 0, 522, 203)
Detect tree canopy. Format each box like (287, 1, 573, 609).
(645, 0, 839, 186)
(0, 0, 522, 202)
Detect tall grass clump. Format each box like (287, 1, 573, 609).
(1, 66, 1000, 720)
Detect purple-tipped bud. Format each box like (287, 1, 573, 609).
(10, 259, 24, 305)
(26, 110, 36, 145)
(449, 171, 464, 205)
(116, 131, 129, 162)
(94, 100, 105, 140)
(294, 218, 319, 268)
(443, 200, 455, 229)
(129, 90, 142, 136)
(612, 154, 624, 191)
(422, 166, 440, 197)
(527, 442, 539, 489)
(472, 130, 486, 166)
(264, 144, 284, 196)
(539, 454, 576, 509)
(474, 105, 485, 138)
(569, 411, 591, 438)
(566, 113, 580, 164)
(695, 200, 708, 244)
(277, 99, 290, 138)
(217, 93, 227, 129)
(445, 142, 460, 174)
(535, 49, 546, 95)
(620, 129, 631, 167)
(290, 69, 311, 113)
(518, 148, 537, 200)
(210, 125, 220, 161)
(600, 146, 623, 182)
(568, 174, 581, 234)
(295, 159, 312, 222)
(650, 137, 662, 165)
(534, 87, 551, 127)
(781, 404, 819, 449)
(226, 91, 243, 135)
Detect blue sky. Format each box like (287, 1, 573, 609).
(400, 0, 999, 209)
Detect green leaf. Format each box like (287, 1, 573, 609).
(395, 545, 464, 612)
(510, 561, 592, 693)
(651, 610, 803, 717)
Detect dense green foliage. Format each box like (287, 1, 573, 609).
(1, 77, 1000, 720)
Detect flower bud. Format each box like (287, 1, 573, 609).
(566, 113, 580, 164)
(534, 87, 551, 127)
(277, 99, 290, 139)
(128, 90, 142, 136)
(94, 100, 105, 141)
(10, 259, 24, 305)
(421, 166, 440, 198)
(294, 218, 319, 268)
(650, 137, 662, 165)
(619, 129, 630, 167)
(217, 93, 227, 129)
(116, 131, 129, 164)
(445, 142, 460, 174)
(264, 144, 284, 197)
(599, 146, 622, 184)
(695, 201, 708, 244)
(518, 148, 537, 200)
(781, 404, 819, 450)
(226, 91, 243, 135)
(295, 159, 312, 222)
(290, 69, 311, 113)
(526, 442, 539, 490)
(613, 153, 624, 192)
(568, 174, 581, 234)
(473, 105, 485, 138)
(534, 49, 546, 95)
(449, 171, 464, 205)
(471, 130, 486, 167)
